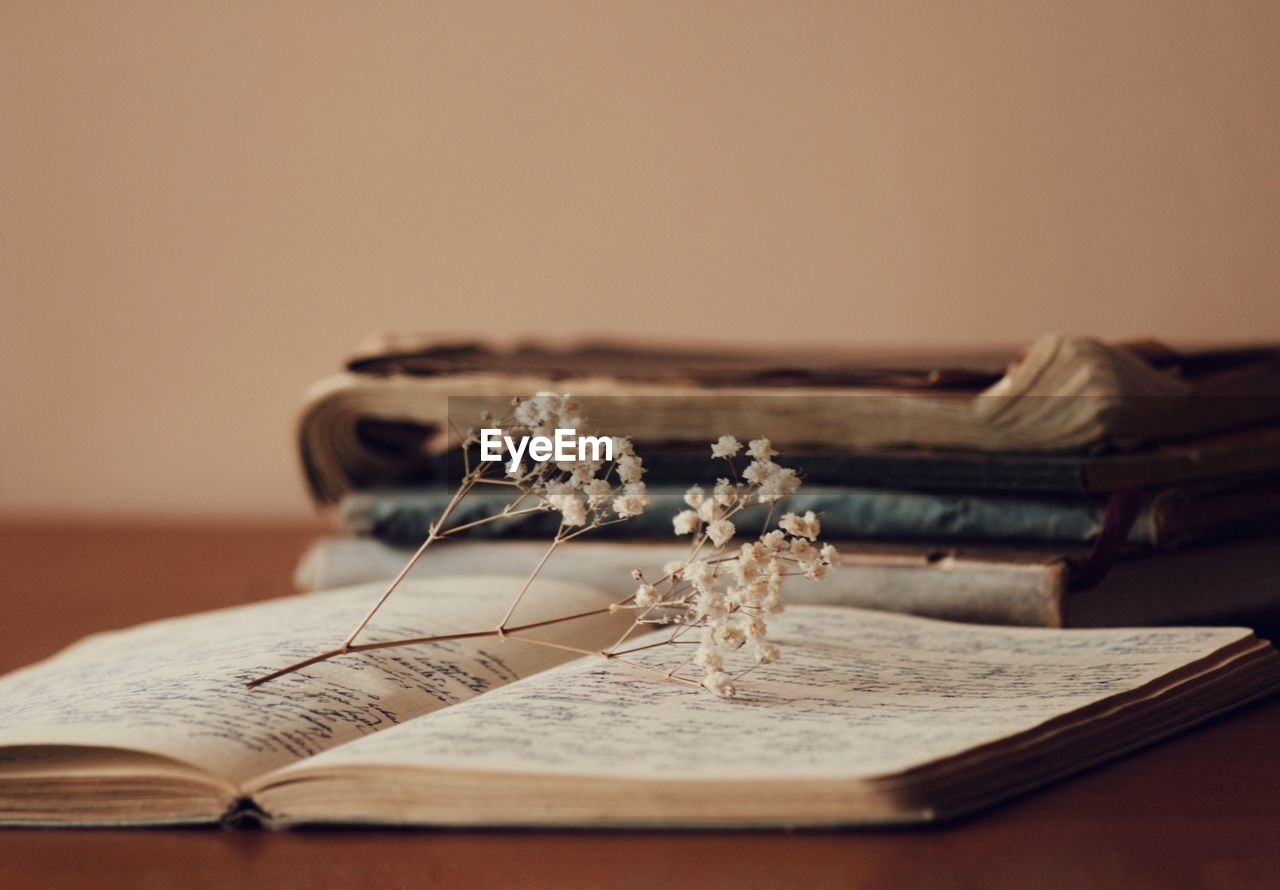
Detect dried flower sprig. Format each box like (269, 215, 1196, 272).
(248, 392, 649, 688)
(607, 436, 840, 697)
(246, 403, 836, 699)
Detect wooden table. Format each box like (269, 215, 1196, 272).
(1, 520, 1278, 889)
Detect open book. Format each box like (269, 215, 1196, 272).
(2, 576, 1277, 827)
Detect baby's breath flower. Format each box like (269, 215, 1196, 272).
(706, 518, 735, 548)
(732, 557, 761, 585)
(702, 670, 736, 698)
(696, 498, 718, 523)
(583, 478, 612, 509)
(790, 537, 816, 562)
(619, 433, 837, 697)
(672, 509, 699, 535)
(685, 560, 715, 591)
(757, 467, 800, 504)
(710, 435, 742, 459)
(755, 642, 781, 664)
(713, 622, 747, 650)
(513, 399, 541, 428)
(738, 580, 769, 606)
(547, 489, 587, 527)
(634, 584, 661, 608)
(779, 510, 821, 541)
(694, 645, 725, 672)
(612, 482, 649, 518)
(742, 459, 774, 486)
(696, 590, 729, 620)
(616, 453, 645, 485)
(568, 464, 597, 487)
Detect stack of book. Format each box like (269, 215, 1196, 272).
(294, 333, 1280, 629)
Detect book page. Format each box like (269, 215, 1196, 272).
(0, 576, 628, 786)
(267, 607, 1254, 783)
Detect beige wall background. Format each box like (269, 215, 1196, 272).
(2, 1, 1278, 518)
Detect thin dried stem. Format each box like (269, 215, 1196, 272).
(608, 637, 681, 658)
(340, 476, 476, 648)
(608, 657, 702, 688)
(500, 635, 598, 658)
(436, 505, 545, 537)
(496, 534, 562, 633)
(247, 605, 614, 689)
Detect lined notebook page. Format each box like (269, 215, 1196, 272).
(271, 608, 1253, 782)
(0, 577, 627, 785)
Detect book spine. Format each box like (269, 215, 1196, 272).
(339, 486, 1130, 549)
(295, 536, 1067, 628)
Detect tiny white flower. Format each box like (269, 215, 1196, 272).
(780, 510, 821, 540)
(568, 464, 596, 487)
(514, 399, 541, 427)
(696, 498, 718, 523)
(551, 493, 587, 527)
(612, 482, 649, 518)
(706, 518, 735, 548)
(673, 509, 699, 535)
(732, 556, 761, 585)
(820, 543, 841, 567)
(685, 560, 715, 591)
(682, 485, 705, 508)
(583, 477, 612, 508)
(790, 537, 816, 562)
(696, 590, 729, 620)
(694, 644, 725, 672)
(742, 458, 777, 486)
(710, 435, 742, 459)
(757, 467, 801, 503)
(702, 670, 736, 698)
(738, 580, 769, 606)
(755, 642, 781, 664)
(634, 583, 661, 608)
(616, 453, 645, 485)
(747, 438, 778, 461)
(712, 622, 747, 649)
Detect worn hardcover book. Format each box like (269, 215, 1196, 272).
(338, 479, 1280, 550)
(297, 333, 1280, 502)
(2, 577, 1277, 827)
(293, 534, 1280, 629)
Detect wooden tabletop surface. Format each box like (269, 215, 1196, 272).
(1, 519, 1278, 890)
